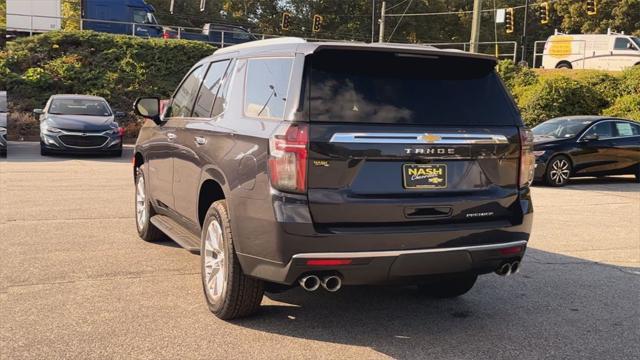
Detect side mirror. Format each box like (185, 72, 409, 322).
(33, 109, 44, 115)
(115, 111, 126, 118)
(627, 42, 634, 50)
(133, 97, 162, 125)
(582, 134, 599, 142)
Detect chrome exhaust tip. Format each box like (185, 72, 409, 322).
(495, 262, 512, 276)
(321, 275, 342, 292)
(299, 275, 320, 291)
(510, 261, 520, 274)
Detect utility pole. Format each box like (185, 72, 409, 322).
(469, 0, 482, 53)
(371, 0, 376, 43)
(520, 0, 530, 65)
(378, 1, 385, 43)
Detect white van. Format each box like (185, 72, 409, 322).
(6, 0, 62, 34)
(541, 32, 640, 71)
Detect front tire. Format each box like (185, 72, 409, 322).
(634, 164, 640, 183)
(40, 142, 49, 156)
(418, 273, 478, 298)
(545, 155, 572, 187)
(201, 200, 264, 320)
(135, 169, 164, 242)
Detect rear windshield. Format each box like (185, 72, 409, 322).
(306, 49, 518, 126)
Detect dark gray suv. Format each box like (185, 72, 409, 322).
(133, 38, 534, 320)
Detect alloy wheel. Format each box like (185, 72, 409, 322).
(135, 176, 147, 231)
(549, 159, 570, 185)
(203, 220, 226, 302)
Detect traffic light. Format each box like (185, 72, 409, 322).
(281, 12, 291, 31)
(586, 0, 597, 16)
(539, 2, 549, 24)
(505, 8, 515, 34)
(312, 15, 323, 33)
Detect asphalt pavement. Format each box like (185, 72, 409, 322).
(1, 141, 639, 360)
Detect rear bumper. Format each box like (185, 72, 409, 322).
(240, 238, 529, 286)
(234, 189, 533, 285)
(291, 241, 526, 285)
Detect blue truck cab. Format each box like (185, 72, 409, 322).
(81, 0, 162, 37)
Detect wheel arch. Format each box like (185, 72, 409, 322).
(555, 61, 572, 69)
(198, 167, 229, 228)
(133, 151, 144, 181)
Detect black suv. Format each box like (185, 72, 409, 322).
(133, 38, 534, 319)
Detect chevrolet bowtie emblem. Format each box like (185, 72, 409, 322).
(421, 134, 441, 143)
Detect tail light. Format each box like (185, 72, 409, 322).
(118, 127, 125, 137)
(268, 123, 309, 193)
(162, 30, 174, 39)
(306, 259, 353, 266)
(519, 128, 535, 188)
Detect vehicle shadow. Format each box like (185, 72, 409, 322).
(534, 175, 639, 193)
(6, 141, 133, 163)
(233, 248, 639, 359)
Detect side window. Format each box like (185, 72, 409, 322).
(212, 59, 236, 117)
(613, 38, 631, 50)
(584, 122, 613, 139)
(168, 65, 206, 118)
(132, 10, 146, 23)
(193, 60, 230, 118)
(614, 122, 640, 137)
(244, 58, 293, 120)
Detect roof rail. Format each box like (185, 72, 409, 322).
(215, 37, 306, 54)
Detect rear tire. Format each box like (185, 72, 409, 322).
(634, 164, 640, 183)
(135, 168, 164, 242)
(545, 155, 572, 187)
(201, 200, 264, 320)
(418, 273, 477, 298)
(556, 62, 572, 69)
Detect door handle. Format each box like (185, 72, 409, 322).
(167, 132, 177, 141)
(194, 136, 207, 146)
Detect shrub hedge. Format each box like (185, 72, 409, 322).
(0, 31, 215, 126)
(498, 60, 640, 126)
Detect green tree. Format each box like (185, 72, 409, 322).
(62, 0, 82, 30)
(1, 1, 6, 28)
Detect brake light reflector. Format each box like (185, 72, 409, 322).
(519, 128, 535, 188)
(306, 259, 352, 266)
(268, 123, 309, 193)
(499, 246, 523, 255)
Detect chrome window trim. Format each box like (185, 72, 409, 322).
(329, 132, 509, 145)
(576, 119, 640, 142)
(292, 240, 527, 259)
